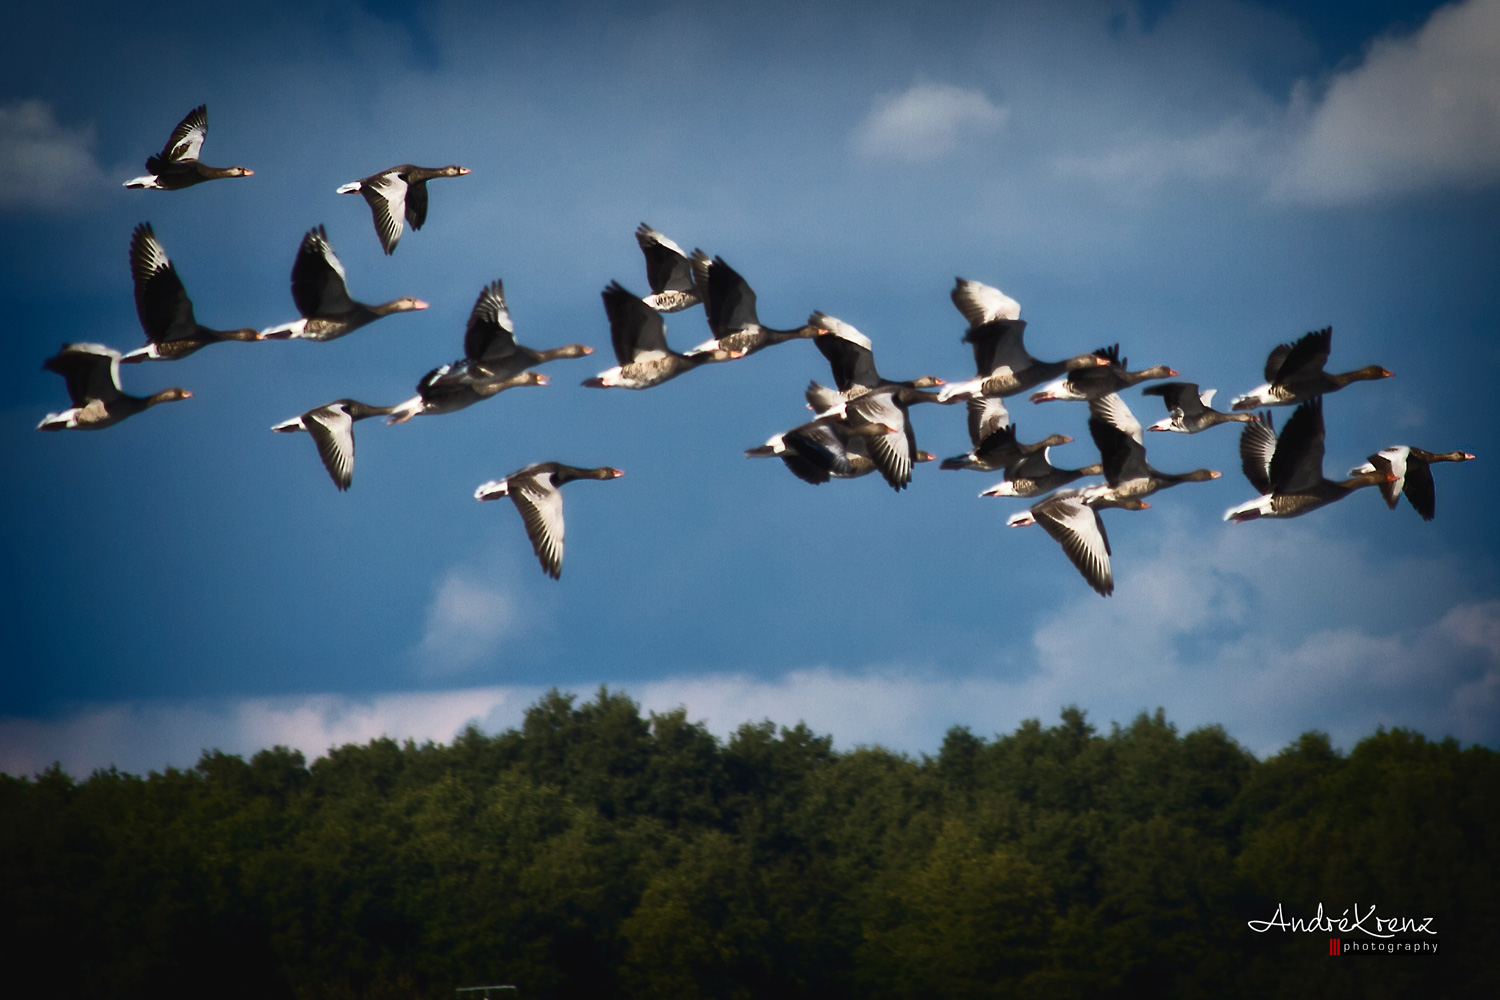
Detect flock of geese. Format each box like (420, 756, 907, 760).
(38, 106, 1477, 593)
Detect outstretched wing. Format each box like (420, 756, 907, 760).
(967, 396, 1011, 445)
(1266, 327, 1331, 384)
(511, 473, 566, 579)
(951, 278, 1020, 326)
(157, 105, 207, 165)
(303, 402, 358, 491)
(130, 223, 197, 343)
(464, 280, 518, 362)
(1238, 413, 1277, 495)
(405, 176, 429, 230)
(361, 171, 409, 254)
(1268, 398, 1327, 494)
(636, 224, 697, 294)
(44, 343, 124, 406)
(601, 282, 670, 362)
(703, 256, 760, 335)
(291, 225, 354, 317)
(1035, 496, 1114, 597)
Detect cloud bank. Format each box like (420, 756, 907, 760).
(1276, 0, 1500, 202)
(1057, 0, 1500, 203)
(0, 687, 537, 780)
(7, 524, 1494, 778)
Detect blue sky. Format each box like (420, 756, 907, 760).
(3, 0, 1498, 776)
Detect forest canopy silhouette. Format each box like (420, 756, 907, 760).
(3, 688, 1494, 999)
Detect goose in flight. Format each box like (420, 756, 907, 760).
(337, 163, 470, 254)
(474, 463, 624, 579)
(37, 343, 191, 430)
(124, 105, 253, 190)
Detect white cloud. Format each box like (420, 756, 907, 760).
(853, 82, 1008, 162)
(0, 687, 536, 779)
(1052, 119, 1265, 192)
(1022, 514, 1497, 755)
(1275, 0, 1500, 202)
(6, 520, 1493, 778)
(416, 570, 519, 676)
(0, 100, 107, 211)
(1056, 0, 1500, 203)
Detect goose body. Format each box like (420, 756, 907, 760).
(939, 397, 1073, 473)
(1224, 399, 1391, 522)
(260, 226, 427, 341)
(474, 463, 623, 579)
(1141, 381, 1256, 433)
(1230, 327, 1392, 410)
(1082, 393, 1220, 503)
(124, 105, 253, 190)
(337, 163, 469, 254)
(585, 282, 738, 389)
(272, 399, 397, 490)
(1029, 344, 1177, 403)
(1006, 490, 1150, 597)
(840, 384, 948, 491)
(943, 425, 1074, 474)
(978, 446, 1103, 499)
(937, 278, 1109, 402)
(387, 368, 547, 425)
(37, 343, 191, 430)
(635, 224, 701, 312)
(747, 414, 909, 485)
(455, 279, 592, 382)
(685, 256, 816, 358)
(1349, 446, 1476, 521)
(121, 223, 259, 361)
(812, 312, 945, 399)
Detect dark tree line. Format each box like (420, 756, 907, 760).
(3, 688, 1495, 998)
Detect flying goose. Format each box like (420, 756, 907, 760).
(121, 223, 259, 362)
(387, 368, 546, 425)
(1029, 344, 1178, 403)
(684, 256, 818, 358)
(124, 105, 253, 190)
(812, 312, 944, 400)
(474, 463, 624, 579)
(260, 226, 428, 341)
(1224, 398, 1392, 522)
(37, 343, 191, 430)
(337, 163, 470, 254)
(1141, 381, 1257, 433)
(272, 399, 398, 490)
(939, 398, 1073, 473)
(584, 282, 740, 389)
(1006, 490, 1150, 597)
(1082, 393, 1220, 503)
(1349, 446, 1476, 521)
(746, 414, 910, 485)
(936, 278, 1109, 401)
(1230, 327, 1392, 410)
(453, 279, 593, 382)
(635, 224, 701, 312)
